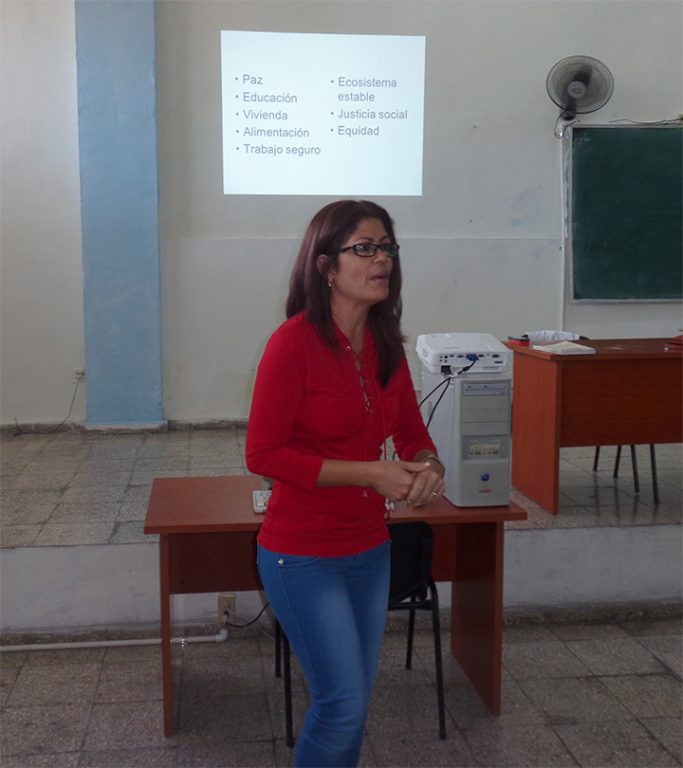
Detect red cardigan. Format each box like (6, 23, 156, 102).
(246, 312, 436, 556)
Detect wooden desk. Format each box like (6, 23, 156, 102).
(144, 475, 526, 736)
(511, 338, 683, 513)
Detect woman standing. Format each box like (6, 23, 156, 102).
(246, 200, 445, 767)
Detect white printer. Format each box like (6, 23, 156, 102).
(416, 333, 511, 507)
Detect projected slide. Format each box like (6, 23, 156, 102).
(221, 31, 425, 196)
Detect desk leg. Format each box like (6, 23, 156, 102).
(451, 521, 503, 714)
(511, 353, 561, 513)
(159, 535, 175, 737)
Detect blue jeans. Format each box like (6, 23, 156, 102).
(257, 542, 390, 768)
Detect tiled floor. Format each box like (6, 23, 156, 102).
(1, 617, 681, 766)
(1, 430, 249, 549)
(1, 432, 681, 548)
(1, 430, 682, 766)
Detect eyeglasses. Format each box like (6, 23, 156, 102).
(337, 242, 400, 259)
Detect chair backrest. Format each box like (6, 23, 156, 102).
(388, 522, 433, 604)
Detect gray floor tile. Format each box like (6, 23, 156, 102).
(134, 457, 190, 471)
(103, 644, 162, 663)
(366, 683, 450, 738)
(130, 469, 190, 485)
(519, 677, 631, 724)
(7, 662, 100, 706)
(637, 635, 683, 678)
(594, 505, 681, 526)
(504, 624, 559, 643)
(0, 651, 28, 667)
(69, 471, 133, 488)
(273, 737, 298, 768)
(445, 677, 546, 731)
(10, 469, 77, 491)
(564, 637, 670, 676)
(1, 753, 79, 767)
(1, 490, 61, 524)
(0, 703, 91, 756)
(186, 466, 246, 477)
(619, 618, 683, 637)
(94, 659, 163, 703)
(601, 674, 682, 719)
(59, 486, 128, 504)
(0, 664, 20, 707)
(82, 701, 171, 750)
(180, 656, 266, 698)
(109, 520, 154, 544)
(176, 739, 277, 767)
(368, 730, 478, 767)
(34, 522, 114, 546)
(189, 448, 246, 468)
(178, 693, 274, 742)
(49, 502, 121, 523)
(77, 456, 137, 472)
(553, 718, 680, 767)
(503, 641, 592, 680)
(558, 483, 636, 509)
(656, 501, 683, 522)
(25, 647, 106, 666)
(1, 524, 42, 547)
(549, 622, 630, 641)
(640, 716, 683, 763)
(179, 635, 264, 661)
(437, 654, 470, 686)
(463, 724, 578, 767)
(86, 440, 144, 459)
(264, 680, 309, 740)
(547, 507, 604, 529)
(373, 633, 432, 686)
(78, 747, 178, 767)
(117, 499, 150, 521)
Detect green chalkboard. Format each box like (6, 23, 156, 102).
(570, 125, 682, 301)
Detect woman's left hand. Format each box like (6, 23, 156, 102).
(406, 462, 446, 507)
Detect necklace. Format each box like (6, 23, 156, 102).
(348, 347, 372, 414)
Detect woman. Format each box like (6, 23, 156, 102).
(246, 200, 445, 767)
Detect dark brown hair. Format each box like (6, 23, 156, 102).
(286, 200, 405, 386)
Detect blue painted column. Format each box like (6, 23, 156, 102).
(75, 0, 164, 428)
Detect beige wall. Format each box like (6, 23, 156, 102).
(1, 0, 85, 425)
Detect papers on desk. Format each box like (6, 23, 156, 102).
(532, 341, 596, 355)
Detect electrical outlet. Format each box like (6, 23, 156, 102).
(74, 368, 86, 381)
(217, 593, 236, 622)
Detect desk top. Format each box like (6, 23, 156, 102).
(144, 475, 526, 535)
(512, 337, 682, 362)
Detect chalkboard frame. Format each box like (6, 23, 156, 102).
(565, 124, 683, 303)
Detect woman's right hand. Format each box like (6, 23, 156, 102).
(368, 460, 430, 502)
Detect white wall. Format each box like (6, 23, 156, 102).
(2, 524, 680, 632)
(1, 1, 681, 426)
(0, 0, 85, 426)
(157, 0, 683, 422)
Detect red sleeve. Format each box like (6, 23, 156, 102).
(245, 326, 324, 491)
(391, 355, 437, 461)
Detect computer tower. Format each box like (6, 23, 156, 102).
(417, 334, 511, 507)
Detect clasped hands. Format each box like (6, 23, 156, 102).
(370, 459, 446, 507)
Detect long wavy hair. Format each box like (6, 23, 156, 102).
(286, 200, 405, 386)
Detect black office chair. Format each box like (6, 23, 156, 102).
(274, 521, 447, 746)
(387, 521, 447, 740)
(593, 445, 659, 503)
